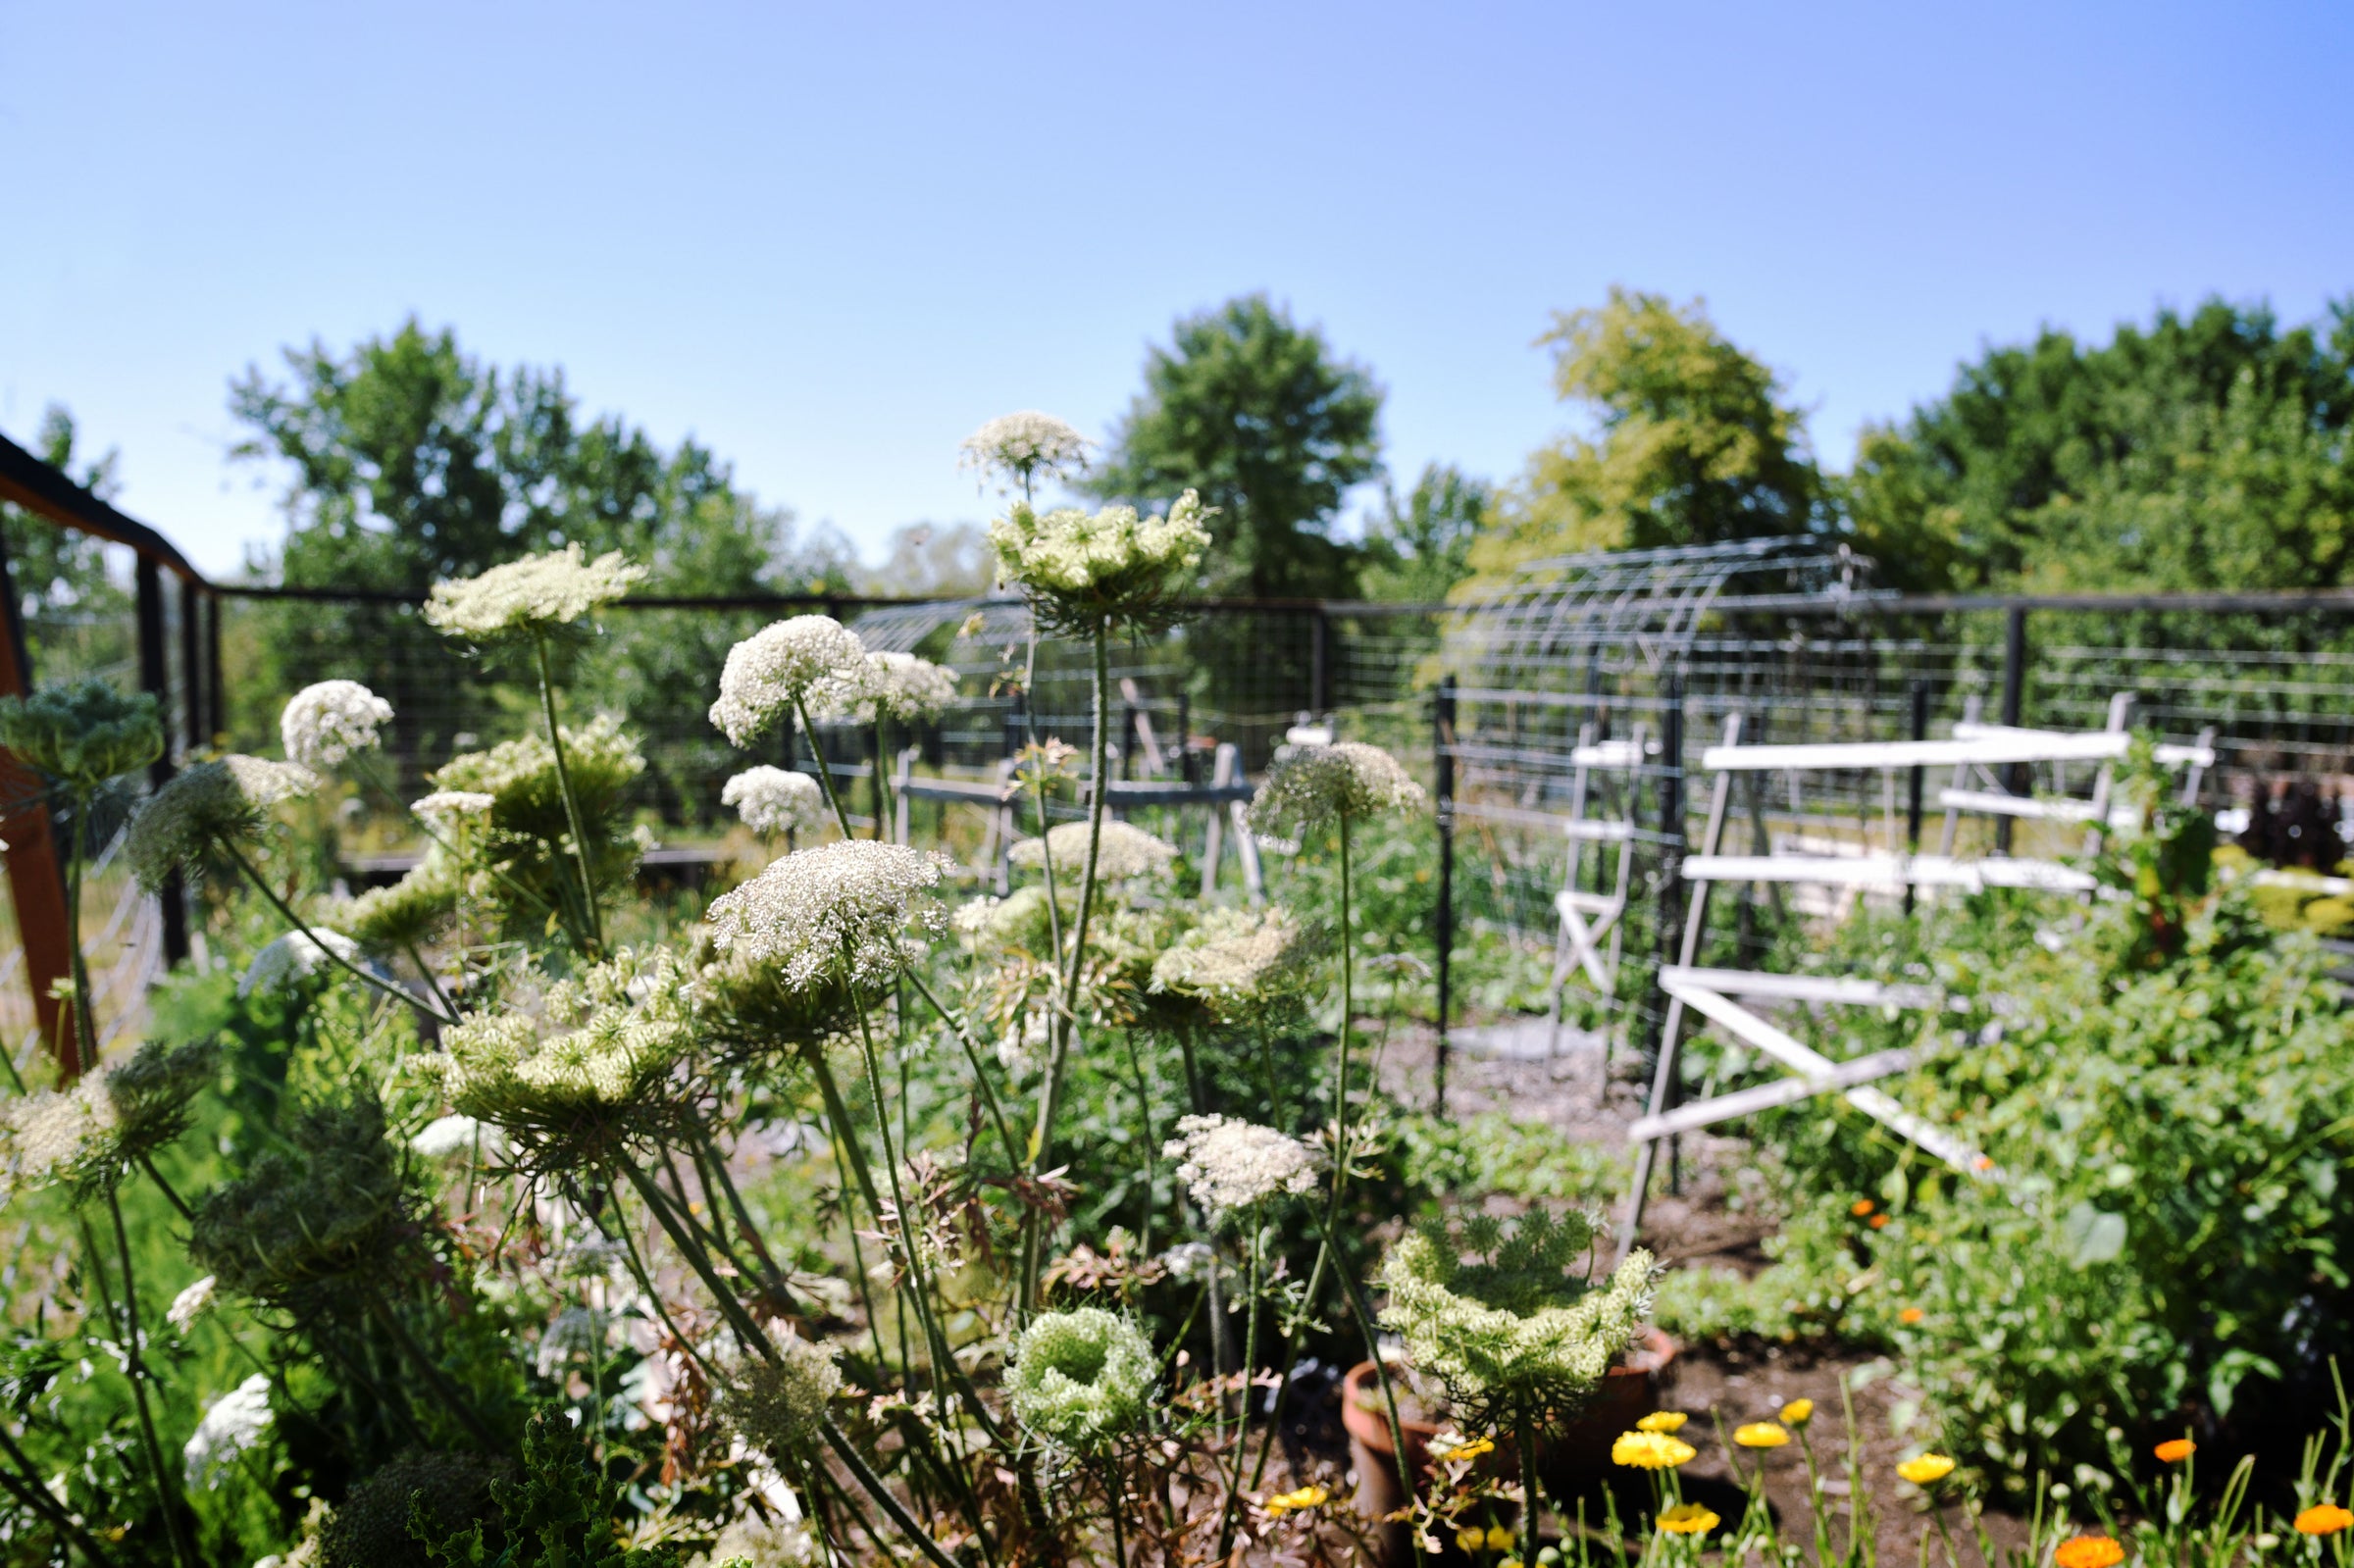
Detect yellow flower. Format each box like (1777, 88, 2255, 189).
(1780, 1398, 1815, 1426)
(1264, 1485, 1327, 1517)
(1898, 1452, 1957, 1486)
(1659, 1503, 1719, 1537)
(1612, 1431, 1698, 1469)
(1486, 1526, 1516, 1551)
(1637, 1410, 1690, 1434)
(2054, 1536, 2125, 1568)
(1734, 1422, 1791, 1448)
(1458, 1528, 1487, 1552)
(1433, 1434, 1496, 1462)
(2295, 1504, 2353, 1537)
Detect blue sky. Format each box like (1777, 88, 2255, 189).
(3, 1, 2350, 579)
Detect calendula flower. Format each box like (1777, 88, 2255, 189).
(1636, 1410, 1688, 1434)
(280, 680, 393, 771)
(1612, 1430, 1698, 1469)
(166, 1275, 217, 1334)
(1162, 1114, 1322, 1218)
(183, 1374, 273, 1489)
(709, 616, 869, 746)
(959, 411, 1092, 492)
(1263, 1486, 1328, 1517)
(1248, 741, 1426, 837)
(1899, 1306, 1925, 1325)
(808, 650, 958, 724)
(2155, 1438, 2195, 1463)
(987, 492, 1213, 633)
(423, 543, 643, 641)
(0, 679, 163, 790)
(1780, 1398, 1815, 1426)
(719, 1327, 844, 1460)
(705, 839, 949, 992)
(238, 930, 362, 998)
(2054, 1536, 2125, 1568)
(1851, 1198, 1875, 1217)
(127, 755, 318, 889)
(1897, 1452, 1956, 1485)
(1430, 1434, 1495, 1462)
(1006, 1307, 1155, 1454)
(1010, 820, 1177, 883)
(1735, 1422, 1790, 1448)
(722, 766, 826, 837)
(2295, 1505, 2353, 1537)
(1658, 1503, 1719, 1537)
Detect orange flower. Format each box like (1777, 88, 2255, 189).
(1852, 1198, 1876, 1217)
(2054, 1536, 2125, 1568)
(1869, 1214, 1891, 1230)
(2154, 1439, 2195, 1463)
(2295, 1504, 2353, 1537)
(1899, 1307, 1925, 1325)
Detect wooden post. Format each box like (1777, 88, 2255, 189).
(1433, 676, 1457, 1115)
(0, 524, 74, 1072)
(136, 557, 188, 965)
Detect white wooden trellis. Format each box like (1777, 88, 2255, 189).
(1543, 724, 1648, 1058)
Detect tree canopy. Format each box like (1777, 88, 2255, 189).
(1, 406, 132, 678)
(1088, 294, 1384, 599)
(1360, 462, 1490, 603)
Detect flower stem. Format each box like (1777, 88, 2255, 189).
(531, 631, 604, 953)
(794, 694, 857, 840)
(220, 840, 454, 1024)
(822, 1417, 968, 1568)
(900, 969, 1021, 1170)
(64, 791, 97, 1078)
(93, 1195, 199, 1568)
(1215, 1209, 1266, 1561)
(365, 1285, 497, 1446)
(1519, 1405, 1544, 1568)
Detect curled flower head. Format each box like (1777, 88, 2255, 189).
(0, 679, 163, 791)
(1780, 1397, 1815, 1426)
(238, 929, 360, 998)
(166, 1274, 218, 1334)
(2295, 1506, 2353, 1538)
(709, 616, 868, 746)
(704, 839, 948, 993)
(809, 650, 959, 725)
(1734, 1422, 1790, 1449)
(722, 766, 826, 837)
(1658, 1503, 1718, 1537)
(190, 1091, 413, 1312)
(1150, 905, 1316, 1025)
(2155, 1438, 2195, 1463)
(1612, 1430, 1698, 1469)
(1249, 742, 1425, 839)
(2054, 1538, 2125, 1568)
(1636, 1411, 1688, 1434)
(423, 543, 643, 642)
(1897, 1452, 1957, 1486)
(183, 1374, 273, 1490)
(411, 790, 495, 832)
(1006, 1306, 1156, 1454)
(1162, 1114, 1321, 1219)
(987, 491, 1212, 633)
(280, 680, 393, 771)
(959, 411, 1092, 493)
(1010, 821, 1177, 884)
(720, 1326, 844, 1460)
(127, 755, 317, 890)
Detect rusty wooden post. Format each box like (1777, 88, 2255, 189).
(0, 525, 74, 1072)
(136, 557, 188, 965)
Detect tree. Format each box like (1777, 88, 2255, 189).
(864, 523, 993, 598)
(1089, 294, 1384, 599)
(1, 406, 132, 678)
(1359, 462, 1490, 603)
(1464, 288, 1822, 590)
(1841, 298, 2354, 592)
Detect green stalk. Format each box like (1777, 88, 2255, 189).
(849, 982, 959, 1428)
(821, 1418, 968, 1568)
(602, 1195, 716, 1381)
(1320, 1210, 1425, 1568)
(793, 694, 857, 840)
(364, 1285, 496, 1446)
(92, 1196, 199, 1568)
(624, 1162, 773, 1355)
(220, 840, 454, 1024)
(901, 969, 1022, 1170)
(530, 632, 604, 953)
(63, 790, 97, 1077)
(1332, 818, 1356, 1189)
(1519, 1401, 1543, 1568)
(1214, 1208, 1267, 1560)
(0, 1415, 117, 1567)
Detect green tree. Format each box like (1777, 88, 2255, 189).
(1841, 297, 2354, 592)
(1089, 294, 1384, 599)
(1360, 462, 1490, 603)
(1465, 288, 1822, 589)
(1, 406, 133, 679)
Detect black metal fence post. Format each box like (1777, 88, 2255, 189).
(1904, 677, 1929, 916)
(135, 557, 188, 965)
(1433, 675, 1457, 1116)
(1311, 608, 1331, 718)
(1653, 673, 1687, 1192)
(1997, 606, 2027, 852)
(205, 591, 226, 744)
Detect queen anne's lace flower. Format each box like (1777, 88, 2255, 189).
(808, 651, 959, 724)
(279, 681, 393, 771)
(704, 840, 948, 992)
(710, 617, 869, 746)
(720, 1326, 843, 1459)
(535, 1305, 606, 1378)
(1009, 821, 1177, 883)
(987, 492, 1213, 632)
(1249, 741, 1426, 838)
(127, 755, 317, 890)
(1151, 906, 1314, 1020)
(238, 930, 362, 998)
(0, 679, 163, 790)
(2, 1078, 117, 1197)
(167, 1275, 218, 1334)
(423, 543, 644, 641)
(412, 1113, 492, 1158)
(958, 411, 1092, 492)
(183, 1374, 273, 1489)
(722, 767, 825, 836)
(1007, 1307, 1155, 1453)
(412, 790, 495, 830)
(1162, 1114, 1322, 1218)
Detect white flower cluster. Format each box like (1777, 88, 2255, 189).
(957, 411, 1092, 491)
(423, 543, 645, 641)
(710, 616, 868, 746)
(987, 492, 1212, 629)
(1161, 1114, 1322, 1218)
(722, 767, 826, 837)
(412, 790, 496, 831)
(279, 681, 393, 771)
(412, 1113, 494, 1158)
(1008, 820, 1177, 883)
(127, 756, 318, 890)
(2, 1079, 117, 1195)
(1150, 906, 1313, 1016)
(238, 929, 362, 998)
(1248, 741, 1427, 837)
(166, 1274, 217, 1334)
(808, 651, 959, 725)
(704, 839, 949, 992)
(183, 1373, 273, 1489)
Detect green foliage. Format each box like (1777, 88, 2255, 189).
(0, 405, 132, 677)
(1392, 1111, 1626, 1213)
(432, 714, 646, 941)
(1361, 463, 1491, 603)
(0, 678, 163, 791)
(418, 1409, 679, 1567)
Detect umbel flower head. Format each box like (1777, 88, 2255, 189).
(808, 651, 959, 725)
(238, 929, 362, 998)
(1379, 1209, 1657, 1424)
(959, 411, 1092, 493)
(126, 755, 318, 890)
(719, 1325, 844, 1460)
(987, 491, 1213, 634)
(0, 679, 163, 791)
(182, 1373, 273, 1491)
(1006, 1306, 1156, 1454)
(412, 789, 495, 832)
(279, 680, 393, 771)
(1150, 905, 1317, 1025)
(336, 855, 460, 953)
(1249, 741, 1426, 839)
(722, 766, 825, 837)
(704, 839, 948, 992)
(709, 616, 868, 746)
(2, 1037, 218, 1200)
(1162, 1114, 1322, 1219)
(423, 543, 644, 642)
(189, 1090, 414, 1312)
(1010, 821, 1177, 883)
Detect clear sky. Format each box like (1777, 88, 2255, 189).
(3, 1, 2350, 579)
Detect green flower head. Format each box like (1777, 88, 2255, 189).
(125, 755, 317, 890)
(987, 492, 1212, 633)
(1007, 1306, 1156, 1454)
(719, 1328, 844, 1461)
(190, 1091, 413, 1311)
(1248, 741, 1425, 839)
(0, 679, 163, 792)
